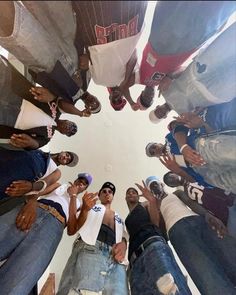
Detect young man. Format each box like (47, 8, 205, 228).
(160, 21, 236, 115)
(163, 172, 236, 238)
(0, 1, 97, 105)
(160, 190, 236, 295)
(0, 56, 78, 149)
(57, 182, 129, 295)
(50, 151, 79, 167)
(125, 183, 191, 295)
(0, 173, 93, 295)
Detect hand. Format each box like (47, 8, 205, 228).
(30, 87, 56, 103)
(5, 180, 32, 197)
(81, 108, 91, 117)
(10, 133, 39, 149)
(159, 153, 182, 174)
(181, 145, 206, 166)
(112, 240, 127, 263)
(67, 182, 80, 197)
(135, 181, 156, 202)
(158, 76, 172, 96)
(15, 201, 37, 232)
(131, 102, 140, 111)
(205, 212, 228, 239)
(79, 54, 89, 71)
(174, 112, 205, 129)
(81, 191, 98, 212)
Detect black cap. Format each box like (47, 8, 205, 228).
(99, 182, 116, 196)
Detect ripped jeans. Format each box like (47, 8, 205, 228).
(64, 239, 128, 295)
(128, 239, 191, 295)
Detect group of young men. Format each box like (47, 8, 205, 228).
(0, 1, 236, 295)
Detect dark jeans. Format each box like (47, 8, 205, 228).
(129, 238, 192, 295)
(169, 215, 236, 295)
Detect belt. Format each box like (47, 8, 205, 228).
(129, 236, 165, 268)
(38, 203, 65, 225)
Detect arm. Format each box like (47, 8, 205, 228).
(67, 190, 97, 235)
(175, 111, 214, 133)
(6, 169, 61, 197)
(58, 99, 91, 117)
(123, 88, 140, 111)
(136, 181, 160, 226)
(174, 189, 227, 238)
(173, 129, 205, 166)
(10, 133, 39, 150)
(159, 154, 196, 183)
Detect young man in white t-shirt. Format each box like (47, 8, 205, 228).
(0, 172, 94, 295)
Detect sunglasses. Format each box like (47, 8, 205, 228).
(101, 189, 113, 194)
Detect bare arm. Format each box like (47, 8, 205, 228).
(159, 154, 196, 183)
(136, 181, 160, 226)
(174, 131, 205, 166)
(67, 191, 98, 235)
(58, 100, 91, 117)
(173, 189, 227, 238)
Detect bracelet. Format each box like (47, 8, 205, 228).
(25, 180, 47, 195)
(70, 194, 77, 198)
(180, 144, 188, 153)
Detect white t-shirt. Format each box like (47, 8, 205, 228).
(160, 193, 197, 233)
(89, 30, 143, 87)
(14, 99, 56, 130)
(41, 183, 80, 221)
(42, 158, 58, 178)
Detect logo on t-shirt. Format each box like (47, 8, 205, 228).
(95, 15, 139, 44)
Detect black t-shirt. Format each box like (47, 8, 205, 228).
(125, 204, 163, 260)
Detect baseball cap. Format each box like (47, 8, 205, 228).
(145, 176, 161, 189)
(77, 173, 93, 185)
(145, 142, 156, 157)
(99, 182, 116, 195)
(110, 97, 127, 111)
(149, 110, 163, 124)
(67, 152, 79, 167)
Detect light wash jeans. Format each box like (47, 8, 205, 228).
(128, 237, 192, 295)
(0, 1, 78, 75)
(193, 134, 236, 193)
(163, 21, 236, 114)
(169, 215, 236, 295)
(58, 239, 128, 295)
(0, 205, 64, 295)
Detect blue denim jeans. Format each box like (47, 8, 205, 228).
(150, 1, 236, 55)
(129, 237, 191, 295)
(57, 239, 80, 295)
(193, 135, 236, 193)
(0, 57, 22, 127)
(227, 198, 236, 238)
(163, 22, 236, 114)
(0, 205, 64, 295)
(61, 239, 128, 295)
(169, 215, 236, 295)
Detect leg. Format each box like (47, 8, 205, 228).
(227, 199, 236, 239)
(130, 239, 191, 295)
(169, 216, 236, 295)
(103, 262, 128, 295)
(0, 208, 63, 295)
(0, 57, 22, 127)
(57, 242, 81, 295)
(0, 2, 62, 73)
